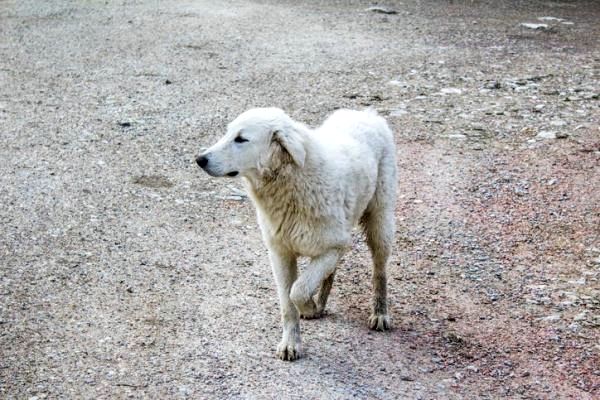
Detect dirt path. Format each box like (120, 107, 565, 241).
(1, 1, 598, 398)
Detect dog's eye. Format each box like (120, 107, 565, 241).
(234, 136, 249, 143)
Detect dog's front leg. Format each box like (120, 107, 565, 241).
(290, 249, 341, 319)
(269, 249, 302, 361)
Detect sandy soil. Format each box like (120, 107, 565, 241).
(1, 0, 598, 398)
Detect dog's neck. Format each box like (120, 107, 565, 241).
(243, 161, 300, 198)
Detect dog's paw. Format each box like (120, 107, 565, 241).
(277, 339, 302, 361)
(299, 299, 324, 319)
(300, 309, 323, 320)
(369, 314, 391, 331)
(294, 298, 321, 320)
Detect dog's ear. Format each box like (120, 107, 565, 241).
(273, 128, 306, 168)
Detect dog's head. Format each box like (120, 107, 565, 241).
(196, 108, 306, 178)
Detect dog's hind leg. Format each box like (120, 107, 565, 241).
(363, 205, 394, 331)
(290, 250, 341, 319)
(362, 155, 396, 331)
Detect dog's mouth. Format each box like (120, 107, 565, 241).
(227, 171, 239, 177)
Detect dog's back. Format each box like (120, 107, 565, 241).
(309, 109, 396, 226)
(316, 109, 394, 157)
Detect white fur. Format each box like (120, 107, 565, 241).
(198, 108, 397, 360)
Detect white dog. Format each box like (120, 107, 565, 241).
(196, 108, 397, 360)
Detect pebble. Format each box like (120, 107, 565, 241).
(573, 311, 587, 321)
(550, 120, 567, 127)
(447, 134, 467, 139)
(484, 81, 501, 90)
(227, 186, 248, 198)
(536, 131, 556, 139)
(555, 132, 569, 139)
(390, 109, 409, 117)
(440, 88, 463, 95)
(538, 17, 563, 22)
(366, 6, 397, 14)
(568, 277, 586, 285)
(219, 195, 244, 201)
(521, 23, 548, 30)
(539, 314, 561, 322)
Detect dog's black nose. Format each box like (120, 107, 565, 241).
(196, 155, 208, 168)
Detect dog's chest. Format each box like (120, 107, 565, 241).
(247, 177, 351, 256)
(257, 204, 325, 255)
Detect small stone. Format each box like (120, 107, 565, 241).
(222, 195, 244, 201)
(555, 132, 569, 139)
(466, 365, 479, 373)
(227, 186, 248, 198)
(400, 375, 415, 381)
(366, 6, 397, 14)
(165, 79, 172, 85)
(447, 134, 467, 139)
(547, 178, 557, 185)
(390, 109, 408, 117)
(543, 89, 560, 95)
(536, 131, 556, 139)
(537, 16, 564, 22)
(484, 81, 501, 90)
(440, 87, 463, 95)
(550, 120, 567, 127)
(521, 23, 548, 30)
(573, 311, 587, 321)
(539, 314, 561, 322)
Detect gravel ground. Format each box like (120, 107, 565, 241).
(1, 0, 599, 398)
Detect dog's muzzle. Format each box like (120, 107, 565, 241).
(196, 153, 238, 177)
(196, 154, 209, 169)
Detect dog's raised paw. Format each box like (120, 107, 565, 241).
(300, 307, 324, 320)
(277, 339, 302, 361)
(294, 297, 321, 320)
(369, 314, 391, 331)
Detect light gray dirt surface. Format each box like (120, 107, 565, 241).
(1, 0, 599, 399)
